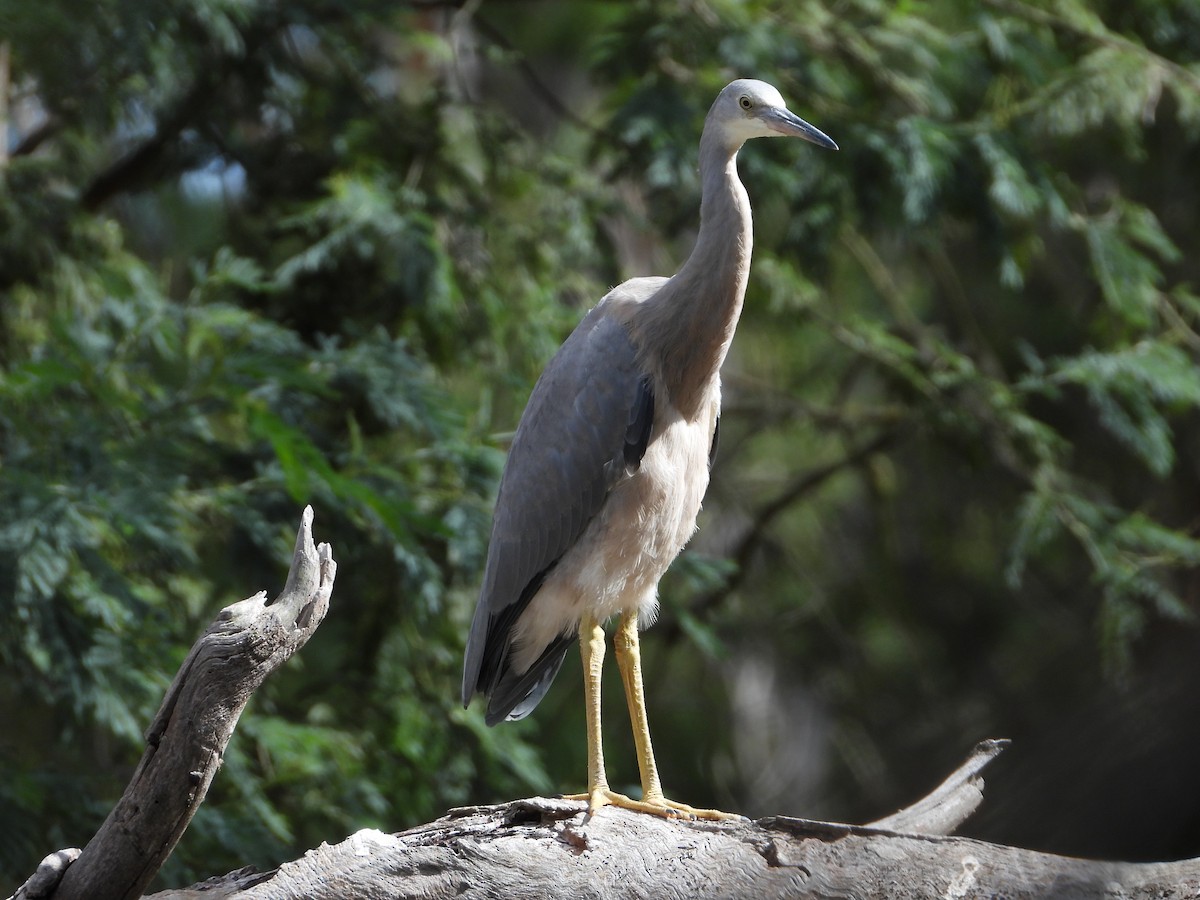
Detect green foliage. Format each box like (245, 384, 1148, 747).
(2, 0, 1200, 886)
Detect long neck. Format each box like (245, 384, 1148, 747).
(639, 128, 752, 418)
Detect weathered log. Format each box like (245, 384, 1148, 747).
(28, 508, 336, 900)
(140, 788, 1200, 900)
(11, 507, 1200, 900)
(132, 740, 1200, 900)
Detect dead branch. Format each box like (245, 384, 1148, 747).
(14, 508, 336, 900)
(11, 511, 1200, 900)
(866, 737, 1009, 834)
(139, 777, 1200, 900)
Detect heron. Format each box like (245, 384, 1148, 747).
(462, 79, 837, 819)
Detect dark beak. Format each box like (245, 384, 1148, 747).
(767, 108, 838, 150)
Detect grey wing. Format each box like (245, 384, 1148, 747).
(462, 309, 653, 723)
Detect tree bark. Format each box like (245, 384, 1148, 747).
(11, 509, 1200, 899)
(139, 791, 1200, 900)
(139, 740, 1200, 900)
(42, 507, 336, 900)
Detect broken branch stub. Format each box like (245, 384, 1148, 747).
(48, 507, 336, 900)
(867, 738, 1010, 835)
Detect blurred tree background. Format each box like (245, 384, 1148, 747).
(2, 0, 1200, 889)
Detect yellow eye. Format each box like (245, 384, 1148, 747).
(739, 96, 753, 110)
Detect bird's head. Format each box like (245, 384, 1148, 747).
(709, 78, 837, 152)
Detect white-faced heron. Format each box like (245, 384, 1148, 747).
(463, 79, 837, 819)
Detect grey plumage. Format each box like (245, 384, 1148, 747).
(463, 310, 652, 723)
(462, 80, 835, 815)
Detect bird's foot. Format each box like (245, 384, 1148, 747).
(639, 792, 744, 821)
(562, 788, 743, 821)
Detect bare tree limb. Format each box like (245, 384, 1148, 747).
(134, 755, 1200, 900)
(26, 507, 336, 900)
(11, 117, 60, 158)
(80, 67, 229, 211)
(77, 8, 289, 211)
(867, 738, 1010, 835)
(11, 516, 1200, 899)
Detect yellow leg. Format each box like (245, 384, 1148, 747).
(563, 613, 742, 821)
(613, 611, 741, 821)
(562, 615, 628, 815)
(562, 615, 685, 818)
(613, 611, 664, 802)
(580, 615, 611, 812)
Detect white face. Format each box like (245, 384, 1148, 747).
(714, 79, 837, 151)
(724, 79, 789, 137)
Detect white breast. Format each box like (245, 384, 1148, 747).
(508, 391, 719, 672)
